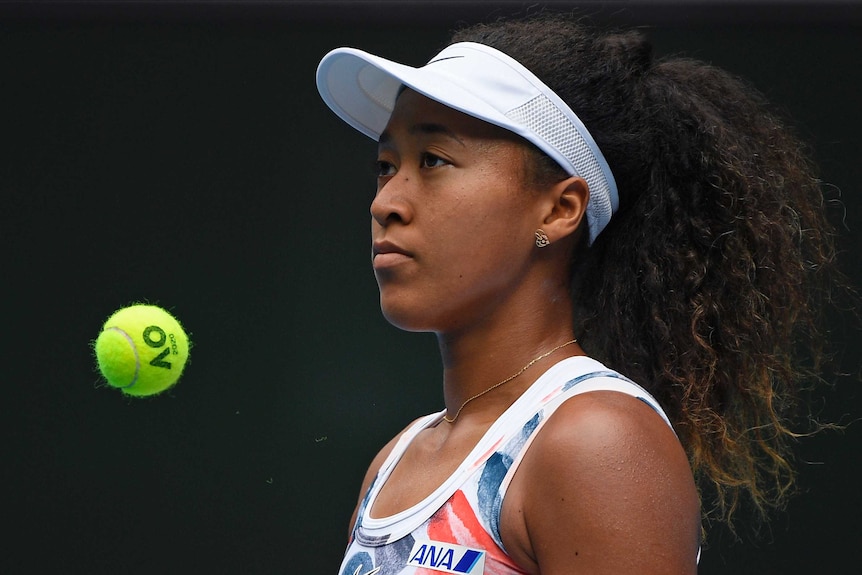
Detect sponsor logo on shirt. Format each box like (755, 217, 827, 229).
(406, 540, 485, 574)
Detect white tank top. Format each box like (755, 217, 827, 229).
(338, 356, 679, 575)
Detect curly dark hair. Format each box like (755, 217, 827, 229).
(452, 15, 849, 533)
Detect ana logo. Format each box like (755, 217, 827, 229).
(406, 540, 485, 574)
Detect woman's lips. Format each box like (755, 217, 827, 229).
(372, 240, 413, 269)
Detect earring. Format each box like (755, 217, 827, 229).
(535, 229, 550, 248)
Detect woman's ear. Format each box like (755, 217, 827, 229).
(541, 176, 589, 243)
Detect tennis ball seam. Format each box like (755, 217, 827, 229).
(105, 326, 140, 389)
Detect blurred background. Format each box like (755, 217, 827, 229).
(2, 1, 860, 573)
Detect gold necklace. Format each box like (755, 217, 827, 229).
(443, 339, 578, 424)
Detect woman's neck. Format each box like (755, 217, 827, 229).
(436, 301, 581, 425)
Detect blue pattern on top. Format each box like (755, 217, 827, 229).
(562, 371, 663, 418)
(341, 551, 374, 575)
(477, 413, 542, 547)
(561, 370, 632, 392)
(376, 535, 414, 571)
(477, 452, 508, 547)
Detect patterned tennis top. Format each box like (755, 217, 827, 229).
(338, 356, 678, 575)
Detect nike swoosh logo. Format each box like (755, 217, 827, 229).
(353, 566, 381, 575)
(427, 56, 464, 64)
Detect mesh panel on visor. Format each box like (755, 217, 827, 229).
(506, 94, 614, 230)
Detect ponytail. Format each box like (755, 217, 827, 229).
(577, 56, 838, 526)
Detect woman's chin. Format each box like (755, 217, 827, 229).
(380, 309, 429, 333)
(379, 299, 439, 333)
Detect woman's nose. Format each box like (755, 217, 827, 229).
(370, 176, 413, 227)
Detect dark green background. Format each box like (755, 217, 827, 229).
(3, 1, 860, 573)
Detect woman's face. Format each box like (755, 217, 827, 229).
(371, 89, 548, 334)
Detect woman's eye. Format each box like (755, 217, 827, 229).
(421, 153, 448, 169)
(375, 160, 396, 177)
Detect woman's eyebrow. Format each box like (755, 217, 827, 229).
(408, 122, 465, 146)
(378, 123, 466, 148)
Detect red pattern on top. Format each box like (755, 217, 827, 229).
(425, 489, 527, 574)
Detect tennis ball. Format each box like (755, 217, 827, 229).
(94, 304, 190, 397)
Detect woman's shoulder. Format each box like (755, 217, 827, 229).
(503, 389, 701, 573)
(531, 388, 687, 467)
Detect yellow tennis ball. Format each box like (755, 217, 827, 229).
(94, 304, 190, 397)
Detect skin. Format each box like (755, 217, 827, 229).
(351, 89, 701, 574)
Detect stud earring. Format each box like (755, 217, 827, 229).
(535, 229, 550, 248)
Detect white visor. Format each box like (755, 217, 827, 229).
(316, 41, 619, 244)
